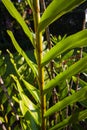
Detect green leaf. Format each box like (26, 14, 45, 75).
(43, 55, 87, 94)
(42, 30, 87, 67)
(7, 30, 37, 77)
(21, 78, 40, 104)
(72, 76, 87, 87)
(0, 64, 7, 76)
(44, 86, 87, 118)
(80, 100, 87, 108)
(11, 75, 41, 126)
(0, 57, 4, 66)
(1, 94, 7, 104)
(27, 0, 34, 11)
(19, 101, 40, 130)
(49, 109, 87, 130)
(2, 0, 33, 43)
(61, 50, 74, 61)
(38, 0, 85, 32)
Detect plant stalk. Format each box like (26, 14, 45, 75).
(33, 0, 46, 129)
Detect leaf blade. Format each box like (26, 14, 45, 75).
(43, 55, 87, 94)
(38, 0, 86, 32)
(7, 30, 37, 77)
(2, 0, 33, 43)
(42, 30, 87, 67)
(49, 109, 87, 130)
(44, 86, 87, 118)
(22, 78, 40, 104)
(11, 75, 41, 126)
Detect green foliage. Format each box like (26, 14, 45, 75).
(49, 109, 87, 130)
(38, 0, 86, 32)
(43, 55, 87, 93)
(2, 0, 33, 43)
(41, 30, 87, 66)
(45, 86, 87, 117)
(1, 0, 87, 129)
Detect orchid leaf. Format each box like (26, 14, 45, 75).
(44, 55, 87, 94)
(2, 0, 33, 43)
(7, 30, 37, 77)
(22, 78, 40, 104)
(38, 0, 85, 32)
(50, 109, 87, 130)
(44, 86, 87, 117)
(42, 30, 87, 67)
(11, 74, 41, 126)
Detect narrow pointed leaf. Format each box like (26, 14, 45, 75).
(7, 51, 40, 104)
(11, 75, 41, 126)
(44, 86, 87, 117)
(38, 0, 85, 32)
(42, 30, 87, 67)
(44, 55, 87, 94)
(7, 30, 37, 77)
(20, 101, 41, 130)
(22, 78, 40, 104)
(27, 0, 34, 11)
(2, 0, 33, 43)
(50, 109, 87, 130)
(72, 76, 87, 87)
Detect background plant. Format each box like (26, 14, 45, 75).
(0, 0, 87, 130)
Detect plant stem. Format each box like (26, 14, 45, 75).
(33, 0, 46, 129)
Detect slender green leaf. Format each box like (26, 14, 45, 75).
(11, 75, 41, 126)
(42, 30, 87, 67)
(27, 0, 34, 11)
(22, 78, 40, 104)
(72, 76, 87, 87)
(44, 55, 87, 94)
(44, 86, 87, 117)
(7, 50, 40, 103)
(49, 109, 87, 130)
(0, 64, 7, 76)
(80, 100, 87, 108)
(7, 30, 37, 77)
(2, 0, 33, 43)
(38, 0, 85, 32)
(19, 101, 40, 130)
(61, 50, 74, 61)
